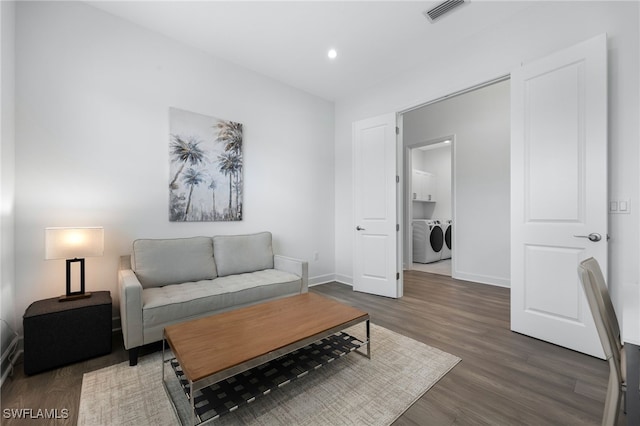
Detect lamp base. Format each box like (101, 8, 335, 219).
(59, 292, 92, 303)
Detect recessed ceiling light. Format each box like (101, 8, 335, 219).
(444, 140, 451, 144)
(327, 49, 337, 60)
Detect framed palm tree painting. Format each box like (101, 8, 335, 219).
(169, 107, 243, 222)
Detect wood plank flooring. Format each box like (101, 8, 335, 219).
(313, 272, 623, 426)
(1, 271, 622, 425)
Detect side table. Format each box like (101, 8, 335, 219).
(23, 291, 112, 375)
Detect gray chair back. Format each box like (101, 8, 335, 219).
(578, 257, 624, 426)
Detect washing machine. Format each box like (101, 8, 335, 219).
(412, 220, 444, 263)
(440, 219, 452, 260)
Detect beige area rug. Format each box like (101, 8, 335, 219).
(78, 324, 460, 425)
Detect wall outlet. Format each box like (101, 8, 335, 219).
(313, 252, 319, 261)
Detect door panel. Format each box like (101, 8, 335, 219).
(362, 235, 390, 279)
(361, 127, 388, 218)
(511, 34, 607, 358)
(526, 61, 584, 222)
(353, 113, 399, 298)
(524, 245, 583, 321)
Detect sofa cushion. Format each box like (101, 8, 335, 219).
(213, 232, 274, 277)
(141, 269, 302, 330)
(132, 237, 216, 288)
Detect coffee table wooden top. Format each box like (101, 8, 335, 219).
(164, 293, 368, 383)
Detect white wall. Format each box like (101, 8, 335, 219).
(417, 147, 452, 220)
(410, 150, 432, 220)
(425, 148, 452, 221)
(410, 147, 452, 221)
(14, 1, 335, 329)
(1, 0, 16, 353)
(404, 81, 510, 286)
(334, 1, 639, 339)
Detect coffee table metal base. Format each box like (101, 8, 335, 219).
(162, 319, 370, 425)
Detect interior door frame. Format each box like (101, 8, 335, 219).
(396, 114, 404, 297)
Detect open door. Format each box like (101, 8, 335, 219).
(352, 113, 401, 298)
(511, 34, 608, 358)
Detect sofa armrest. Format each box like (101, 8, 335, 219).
(118, 268, 144, 350)
(274, 255, 308, 293)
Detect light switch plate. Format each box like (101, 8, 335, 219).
(610, 198, 630, 214)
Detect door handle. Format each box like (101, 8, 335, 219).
(356, 226, 366, 231)
(573, 233, 602, 242)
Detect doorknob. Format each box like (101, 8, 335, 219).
(573, 233, 602, 242)
(356, 226, 366, 231)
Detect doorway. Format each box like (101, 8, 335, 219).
(400, 77, 511, 287)
(407, 137, 453, 277)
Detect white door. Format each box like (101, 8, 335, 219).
(353, 113, 401, 298)
(511, 34, 608, 358)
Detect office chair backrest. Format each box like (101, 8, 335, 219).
(578, 257, 625, 426)
(578, 258, 622, 372)
(581, 258, 621, 344)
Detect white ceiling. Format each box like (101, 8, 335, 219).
(88, 1, 540, 101)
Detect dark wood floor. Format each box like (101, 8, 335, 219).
(1, 271, 622, 425)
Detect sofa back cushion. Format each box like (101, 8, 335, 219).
(213, 232, 274, 277)
(131, 237, 216, 288)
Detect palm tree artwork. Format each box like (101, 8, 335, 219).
(182, 167, 204, 221)
(215, 120, 243, 220)
(208, 179, 217, 221)
(169, 107, 243, 222)
(169, 135, 205, 190)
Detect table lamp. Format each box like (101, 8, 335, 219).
(45, 227, 104, 302)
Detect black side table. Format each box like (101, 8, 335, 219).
(23, 291, 112, 375)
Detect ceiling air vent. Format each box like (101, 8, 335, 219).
(423, 0, 467, 23)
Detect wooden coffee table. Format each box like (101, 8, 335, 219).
(161, 293, 370, 425)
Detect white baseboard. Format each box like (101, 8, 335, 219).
(308, 274, 336, 287)
(452, 271, 510, 288)
(308, 274, 353, 287)
(312, 271, 507, 289)
(334, 274, 353, 286)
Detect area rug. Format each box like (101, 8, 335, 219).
(78, 324, 460, 425)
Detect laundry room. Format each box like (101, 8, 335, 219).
(410, 141, 452, 275)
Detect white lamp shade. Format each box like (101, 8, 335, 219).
(45, 227, 104, 260)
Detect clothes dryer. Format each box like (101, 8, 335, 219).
(440, 219, 452, 260)
(412, 220, 444, 263)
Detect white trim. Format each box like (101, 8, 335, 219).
(396, 114, 404, 298)
(334, 274, 353, 286)
(398, 74, 510, 115)
(308, 274, 335, 287)
(453, 271, 510, 288)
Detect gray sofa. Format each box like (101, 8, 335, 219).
(118, 232, 308, 365)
